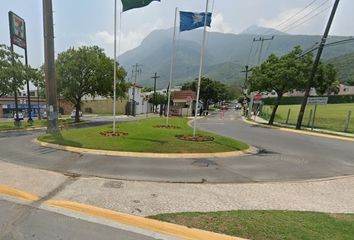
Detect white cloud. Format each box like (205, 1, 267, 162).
(258, 5, 330, 35)
(77, 19, 164, 58)
(211, 13, 232, 33)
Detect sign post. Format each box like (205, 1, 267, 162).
(307, 97, 328, 130)
(9, 11, 32, 123)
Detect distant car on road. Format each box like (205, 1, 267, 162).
(235, 103, 242, 110)
(221, 105, 228, 110)
(13, 112, 24, 120)
(70, 110, 83, 118)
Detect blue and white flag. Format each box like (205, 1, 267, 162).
(179, 11, 212, 32)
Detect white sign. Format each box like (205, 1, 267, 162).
(307, 97, 328, 105)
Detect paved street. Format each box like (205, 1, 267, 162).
(0, 198, 174, 240)
(0, 111, 353, 183)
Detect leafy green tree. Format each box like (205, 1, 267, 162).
(142, 87, 153, 92)
(250, 46, 338, 125)
(313, 63, 339, 95)
(249, 47, 309, 125)
(56, 46, 127, 122)
(182, 77, 229, 109)
(0, 44, 26, 98)
(149, 92, 167, 105)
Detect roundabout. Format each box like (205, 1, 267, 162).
(0, 112, 353, 183)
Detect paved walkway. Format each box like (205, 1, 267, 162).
(1, 160, 353, 217)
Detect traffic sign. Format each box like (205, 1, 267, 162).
(307, 97, 328, 105)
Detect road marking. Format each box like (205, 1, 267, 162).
(0, 185, 39, 202)
(45, 200, 245, 240)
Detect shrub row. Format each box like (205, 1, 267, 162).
(263, 95, 354, 105)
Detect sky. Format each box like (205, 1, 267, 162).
(1, 0, 354, 68)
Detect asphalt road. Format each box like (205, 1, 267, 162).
(0, 199, 163, 240)
(0, 111, 353, 183)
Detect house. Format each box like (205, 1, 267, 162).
(171, 90, 196, 116)
(337, 84, 354, 95)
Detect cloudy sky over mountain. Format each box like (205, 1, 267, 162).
(1, 0, 353, 67)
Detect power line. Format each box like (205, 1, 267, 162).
(262, 0, 320, 35)
(262, 0, 331, 35)
(246, 40, 255, 66)
(280, 1, 332, 33)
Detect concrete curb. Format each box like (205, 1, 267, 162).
(242, 117, 354, 142)
(45, 200, 246, 240)
(0, 184, 245, 240)
(33, 138, 257, 159)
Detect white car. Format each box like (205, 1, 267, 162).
(13, 112, 24, 120)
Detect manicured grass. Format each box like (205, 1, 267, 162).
(0, 118, 83, 131)
(0, 119, 47, 131)
(262, 103, 354, 133)
(39, 117, 249, 153)
(150, 210, 354, 240)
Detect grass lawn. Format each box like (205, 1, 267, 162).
(0, 119, 47, 131)
(150, 210, 354, 240)
(0, 118, 83, 131)
(262, 103, 354, 133)
(39, 117, 249, 153)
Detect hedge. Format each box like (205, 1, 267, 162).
(263, 95, 354, 105)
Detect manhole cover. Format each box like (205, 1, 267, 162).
(103, 181, 124, 189)
(192, 159, 217, 167)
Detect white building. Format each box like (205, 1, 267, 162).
(127, 84, 151, 115)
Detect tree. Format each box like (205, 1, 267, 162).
(0, 44, 26, 98)
(56, 46, 127, 122)
(313, 63, 339, 95)
(249, 47, 309, 125)
(249, 46, 338, 125)
(182, 77, 229, 110)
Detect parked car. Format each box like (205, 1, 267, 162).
(70, 110, 83, 118)
(13, 112, 24, 120)
(42, 111, 47, 119)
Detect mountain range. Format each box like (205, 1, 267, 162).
(119, 25, 354, 88)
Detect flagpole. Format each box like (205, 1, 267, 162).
(112, 0, 117, 133)
(166, 7, 178, 126)
(193, 0, 209, 136)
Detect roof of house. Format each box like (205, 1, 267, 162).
(173, 90, 196, 101)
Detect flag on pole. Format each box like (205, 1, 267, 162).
(121, 0, 160, 12)
(180, 11, 212, 32)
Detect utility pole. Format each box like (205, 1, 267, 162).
(296, 0, 340, 129)
(131, 63, 142, 116)
(151, 72, 160, 113)
(253, 36, 274, 64)
(241, 65, 251, 91)
(43, 0, 59, 133)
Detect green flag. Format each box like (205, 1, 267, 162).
(121, 0, 160, 12)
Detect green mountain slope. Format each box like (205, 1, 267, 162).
(120, 28, 354, 88)
(327, 52, 354, 85)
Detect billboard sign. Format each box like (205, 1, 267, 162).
(9, 11, 27, 49)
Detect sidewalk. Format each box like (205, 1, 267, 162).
(1, 160, 353, 217)
(250, 115, 354, 138)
